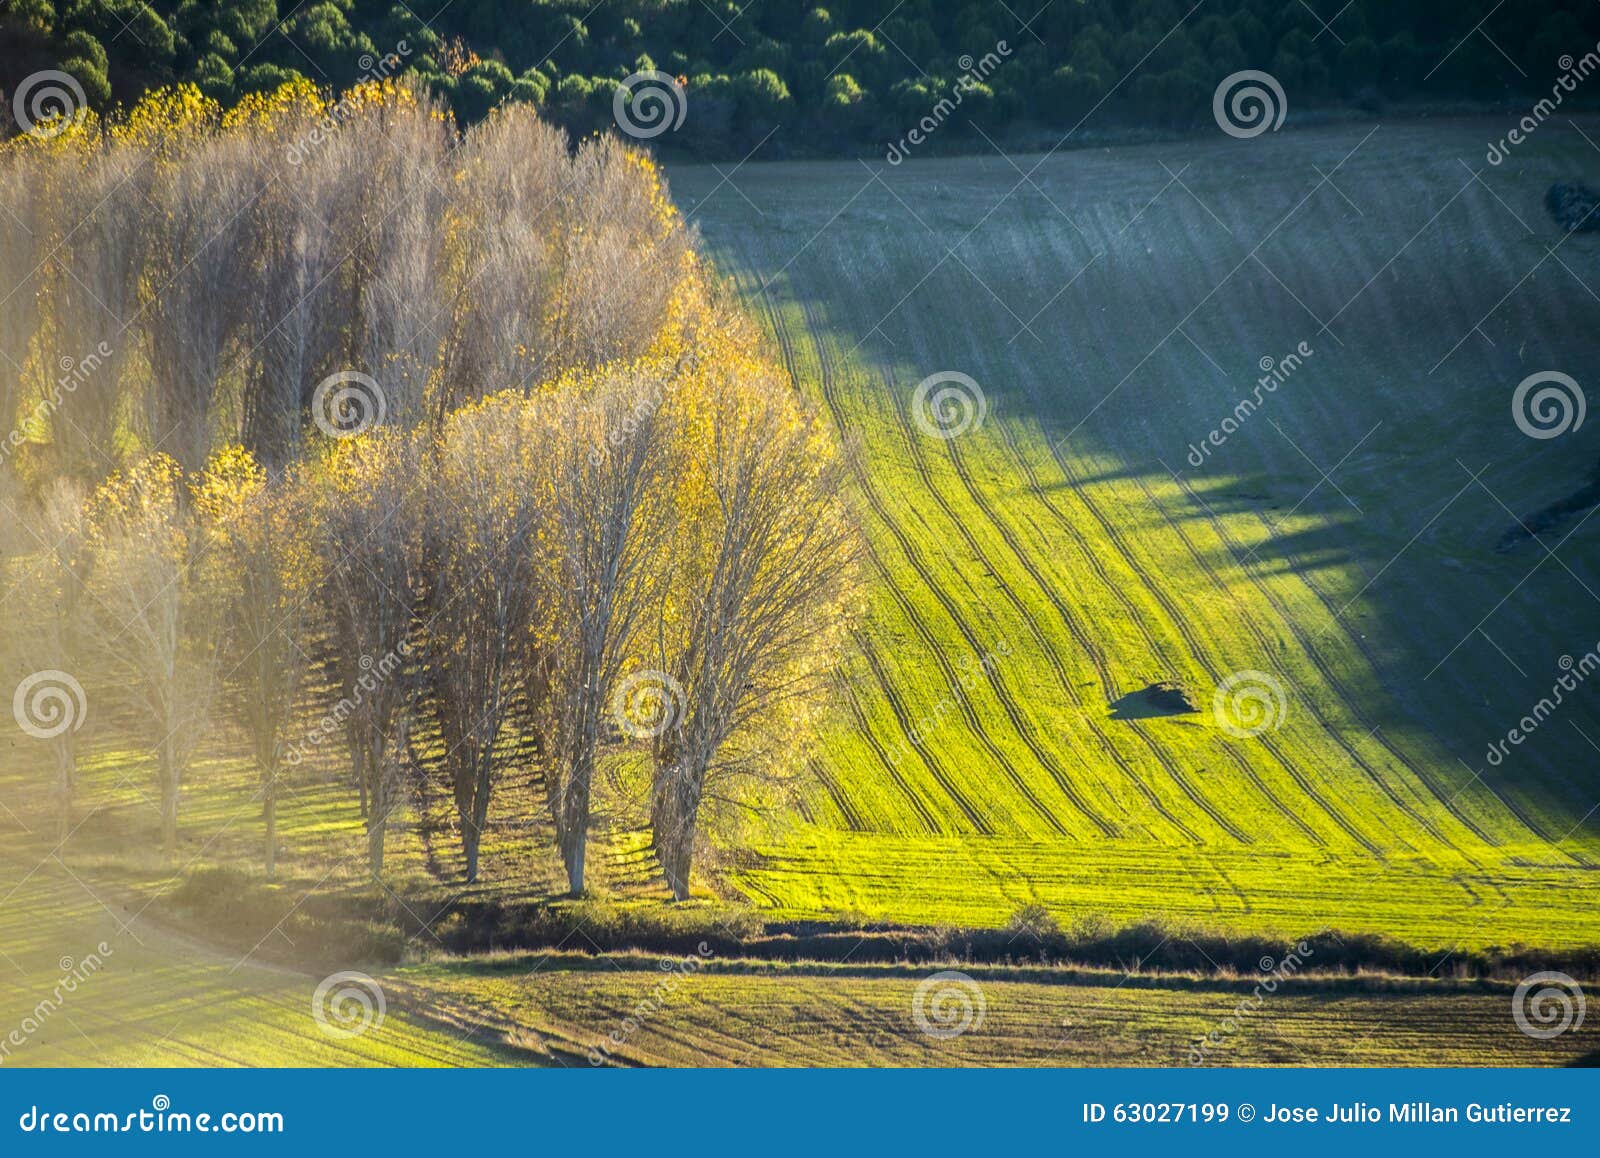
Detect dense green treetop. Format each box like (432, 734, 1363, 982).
(3, 0, 1597, 155)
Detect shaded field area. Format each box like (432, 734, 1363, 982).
(668, 117, 1600, 949)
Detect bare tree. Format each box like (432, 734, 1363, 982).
(196, 447, 312, 877)
(418, 394, 551, 881)
(142, 133, 265, 473)
(432, 105, 568, 419)
(550, 135, 692, 370)
(81, 455, 219, 858)
(346, 88, 452, 428)
(540, 368, 674, 895)
(309, 431, 423, 874)
(646, 368, 859, 899)
(240, 121, 355, 469)
(35, 139, 150, 481)
(0, 80, 867, 901)
(0, 148, 43, 449)
(430, 108, 692, 421)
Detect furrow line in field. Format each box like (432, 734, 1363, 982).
(802, 315, 1092, 837)
(739, 272, 999, 834)
(870, 368, 1176, 837)
(919, 393, 1226, 845)
(1118, 466, 1417, 856)
(1165, 471, 1499, 856)
(785, 306, 1032, 834)
(987, 410, 1329, 847)
(1016, 414, 1382, 854)
(735, 256, 1069, 836)
(851, 623, 992, 834)
(804, 749, 869, 833)
(1232, 497, 1567, 854)
(846, 457, 1106, 837)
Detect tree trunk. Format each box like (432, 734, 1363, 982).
(462, 763, 493, 884)
(263, 774, 277, 880)
(650, 759, 682, 896)
(559, 756, 591, 896)
(352, 739, 368, 818)
(666, 772, 702, 902)
(664, 837, 693, 902)
(461, 799, 481, 884)
(456, 775, 479, 882)
(649, 771, 672, 856)
(651, 749, 703, 902)
(159, 737, 179, 861)
(367, 809, 386, 875)
(559, 715, 596, 896)
(55, 743, 73, 845)
(648, 742, 678, 855)
(367, 749, 389, 875)
(562, 832, 586, 897)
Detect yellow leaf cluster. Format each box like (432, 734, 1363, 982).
(221, 78, 327, 133)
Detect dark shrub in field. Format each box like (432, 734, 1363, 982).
(1545, 182, 1600, 232)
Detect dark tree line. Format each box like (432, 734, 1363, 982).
(5, 0, 1598, 159)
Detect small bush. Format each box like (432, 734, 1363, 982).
(1006, 903, 1060, 940)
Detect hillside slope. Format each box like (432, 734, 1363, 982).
(670, 118, 1600, 948)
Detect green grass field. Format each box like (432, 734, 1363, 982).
(0, 848, 511, 1067)
(668, 117, 1600, 950)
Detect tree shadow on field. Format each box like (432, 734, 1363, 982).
(679, 123, 1600, 853)
(996, 143, 1600, 844)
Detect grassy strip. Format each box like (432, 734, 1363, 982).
(165, 867, 1600, 982)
